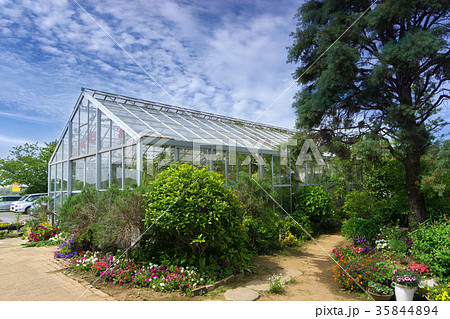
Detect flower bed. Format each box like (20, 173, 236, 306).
(426, 282, 450, 301)
(28, 222, 60, 246)
(332, 253, 379, 291)
(0, 222, 24, 238)
(0, 222, 23, 231)
(71, 251, 212, 295)
(330, 223, 450, 301)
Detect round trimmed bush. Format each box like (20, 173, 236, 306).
(144, 163, 249, 270)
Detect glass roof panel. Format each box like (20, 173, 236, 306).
(89, 90, 293, 152)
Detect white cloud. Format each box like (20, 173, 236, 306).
(0, 135, 30, 145)
(0, 0, 301, 149)
(0, 111, 53, 124)
(0, 135, 33, 158)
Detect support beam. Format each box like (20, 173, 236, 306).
(136, 138, 142, 186)
(67, 124, 73, 195)
(96, 106, 101, 190)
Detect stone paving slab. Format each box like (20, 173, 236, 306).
(283, 269, 303, 277)
(225, 288, 260, 301)
(0, 237, 114, 301)
(245, 280, 270, 292)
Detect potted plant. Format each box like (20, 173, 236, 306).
(392, 268, 420, 301)
(367, 282, 394, 301)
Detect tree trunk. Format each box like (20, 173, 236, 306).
(403, 152, 427, 228)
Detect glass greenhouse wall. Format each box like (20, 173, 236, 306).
(48, 88, 299, 212)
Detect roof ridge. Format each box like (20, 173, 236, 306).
(82, 87, 295, 134)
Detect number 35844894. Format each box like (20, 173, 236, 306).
(376, 305, 438, 316)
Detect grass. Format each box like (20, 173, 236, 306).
(207, 286, 225, 300)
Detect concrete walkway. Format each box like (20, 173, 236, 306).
(0, 237, 114, 301)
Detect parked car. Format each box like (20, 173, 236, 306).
(13, 193, 47, 214)
(9, 195, 31, 212)
(0, 195, 22, 211)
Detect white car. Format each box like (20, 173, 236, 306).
(9, 195, 31, 212)
(13, 193, 47, 213)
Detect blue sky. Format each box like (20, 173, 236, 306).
(0, 0, 303, 157)
(0, 0, 448, 159)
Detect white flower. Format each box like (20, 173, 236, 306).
(160, 283, 165, 286)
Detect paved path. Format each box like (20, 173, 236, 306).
(0, 237, 114, 301)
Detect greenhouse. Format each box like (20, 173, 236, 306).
(48, 88, 316, 212)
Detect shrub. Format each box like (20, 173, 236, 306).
(389, 239, 408, 258)
(243, 212, 282, 254)
(144, 163, 249, 272)
(425, 195, 450, 220)
(232, 172, 273, 219)
(411, 218, 450, 279)
(342, 192, 409, 227)
(373, 194, 409, 225)
(58, 187, 100, 234)
(342, 190, 381, 219)
(279, 215, 311, 242)
(371, 260, 395, 285)
(341, 217, 379, 244)
(293, 185, 335, 232)
(233, 174, 284, 254)
(92, 186, 146, 252)
(58, 186, 147, 252)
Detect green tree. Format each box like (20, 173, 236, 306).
(0, 141, 57, 194)
(421, 140, 450, 197)
(287, 0, 449, 226)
